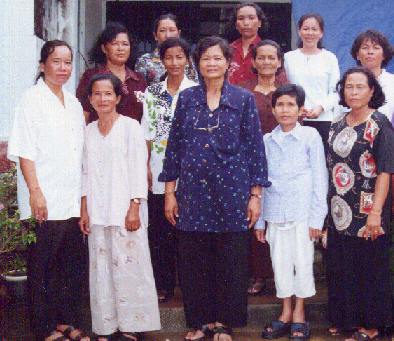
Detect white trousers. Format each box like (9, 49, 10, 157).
(89, 225, 161, 335)
(266, 221, 316, 298)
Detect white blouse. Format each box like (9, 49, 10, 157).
(378, 69, 394, 121)
(82, 115, 148, 229)
(284, 48, 340, 121)
(8, 78, 85, 220)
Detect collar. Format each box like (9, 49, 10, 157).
(98, 65, 140, 81)
(159, 76, 197, 95)
(269, 122, 303, 142)
(231, 36, 261, 51)
(37, 77, 69, 103)
(194, 80, 239, 110)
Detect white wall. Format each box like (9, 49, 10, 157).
(0, 0, 38, 141)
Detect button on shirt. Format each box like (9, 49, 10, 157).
(141, 76, 198, 194)
(255, 123, 328, 230)
(159, 81, 270, 232)
(8, 78, 85, 220)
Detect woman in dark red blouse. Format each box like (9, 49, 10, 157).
(241, 39, 288, 133)
(240, 39, 287, 296)
(77, 22, 146, 123)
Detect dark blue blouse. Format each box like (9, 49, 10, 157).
(159, 81, 270, 232)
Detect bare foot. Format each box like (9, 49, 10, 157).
(184, 330, 205, 340)
(213, 323, 232, 341)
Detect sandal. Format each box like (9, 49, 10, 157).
(248, 279, 266, 295)
(60, 326, 90, 341)
(184, 325, 214, 341)
(348, 331, 379, 341)
(289, 322, 311, 340)
(46, 330, 69, 341)
(261, 320, 291, 339)
(213, 325, 232, 341)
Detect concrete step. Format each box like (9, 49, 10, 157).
(1, 282, 330, 340)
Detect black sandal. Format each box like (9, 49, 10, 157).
(349, 331, 379, 341)
(289, 322, 311, 340)
(213, 325, 233, 341)
(261, 320, 291, 339)
(61, 326, 90, 341)
(46, 330, 69, 341)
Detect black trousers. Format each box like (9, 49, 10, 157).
(27, 218, 87, 337)
(303, 120, 331, 155)
(326, 232, 393, 330)
(178, 230, 249, 329)
(148, 192, 177, 293)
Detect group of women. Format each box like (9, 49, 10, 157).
(8, 2, 394, 341)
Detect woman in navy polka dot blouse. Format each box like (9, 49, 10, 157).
(159, 36, 270, 341)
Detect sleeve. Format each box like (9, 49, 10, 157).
(76, 69, 94, 113)
(134, 56, 147, 82)
(307, 131, 329, 229)
(241, 92, 271, 188)
(158, 92, 187, 182)
(375, 116, 394, 174)
(7, 93, 39, 162)
(141, 89, 155, 141)
(320, 53, 340, 113)
(128, 120, 148, 200)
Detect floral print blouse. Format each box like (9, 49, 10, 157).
(135, 49, 199, 85)
(327, 111, 394, 237)
(141, 77, 198, 194)
(158, 81, 270, 233)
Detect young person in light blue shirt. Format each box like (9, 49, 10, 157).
(255, 84, 328, 340)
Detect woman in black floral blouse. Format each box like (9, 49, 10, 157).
(326, 66, 394, 341)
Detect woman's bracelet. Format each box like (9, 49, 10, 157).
(164, 190, 176, 195)
(250, 193, 262, 199)
(369, 209, 382, 215)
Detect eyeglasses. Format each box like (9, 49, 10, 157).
(193, 111, 220, 133)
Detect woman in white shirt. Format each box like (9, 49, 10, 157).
(79, 74, 160, 341)
(141, 38, 197, 303)
(8, 40, 88, 341)
(284, 13, 340, 152)
(350, 29, 394, 122)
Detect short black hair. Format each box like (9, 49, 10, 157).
(153, 13, 179, 34)
(297, 13, 324, 49)
(272, 84, 306, 108)
(87, 73, 123, 97)
(336, 66, 385, 109)
(194, 36, 232, 70)
(232, 3, 268, 33)
(350, 30, 393, 68)
(159, 37, 191, 60)
(89, 21, 133, 66)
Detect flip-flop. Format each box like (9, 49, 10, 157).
(261, 320, 291, 339)
(213, 325, 232, 341)
(289, 322, 311, 340)
(348, 331, 379, 341)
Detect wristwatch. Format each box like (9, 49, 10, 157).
(131, 198, 141, 204)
